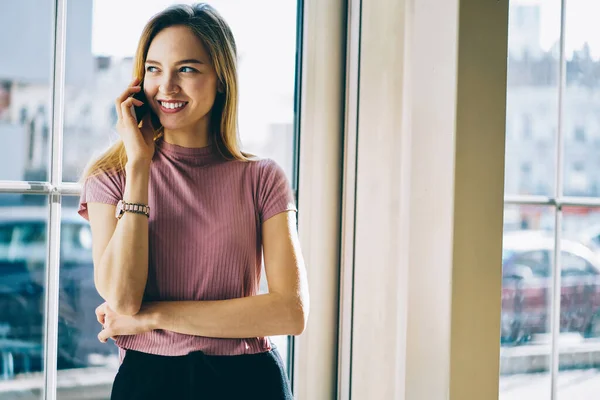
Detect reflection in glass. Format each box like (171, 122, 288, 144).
(0, 196, 47, 399)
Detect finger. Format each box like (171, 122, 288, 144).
(95, 305, 105, 324)
(120, 97, 137, 124)
(140, 114, 156, 141)
(129, 99, 144, 124)
(131, 98, 144, 107)
(115, 86, 141, 121)
(98, 329, 110, 343)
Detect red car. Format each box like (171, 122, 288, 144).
(501, 231, 600, 344)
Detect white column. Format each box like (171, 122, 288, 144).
(347, 0, 509, 398)
(447, 1, 508, 398)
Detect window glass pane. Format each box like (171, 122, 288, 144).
(504, 1, 561, 197)
(62, 1, 299, 391)
(500, 205, 554, 400)
(557, 207, 600, 398)
(63, 0, 298, 184)
(0, 0, 53, 182)
(62, 0, 97, 182)
(562, 0, 600, 198)
(56, 205, 116, 399)
(0, 196, 48, 399)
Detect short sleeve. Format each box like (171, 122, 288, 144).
(78, 169, 125, 221)
(256, 159, 297, 223)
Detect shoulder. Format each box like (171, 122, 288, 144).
(245, 157, 286, 178)
(78, 168, 126, 220)
(222, 155, 290, 189)
(82, 167, 125, 189)
(79, 167, 126, 203)
(247, 157, 296, 220)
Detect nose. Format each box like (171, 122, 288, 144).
(158, 73, 180, 95)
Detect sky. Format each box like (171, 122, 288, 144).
(512, 0, 600, 58)
(91, 0, 600, 58)
(91, 0, 297, 58)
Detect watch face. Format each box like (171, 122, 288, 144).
(115, 200, 124, 219)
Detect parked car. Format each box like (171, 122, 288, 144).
(502, 230, 600, 344)
(578, 223, 600, 257)
(0, 206, 112, 377)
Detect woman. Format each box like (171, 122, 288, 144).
(77, 3, 309, 399)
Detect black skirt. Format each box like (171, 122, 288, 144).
(110, 347, 293, 400)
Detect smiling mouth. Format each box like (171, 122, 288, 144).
(158, 101, 188, 112)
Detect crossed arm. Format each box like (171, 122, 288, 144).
(89, 204, 309, 341)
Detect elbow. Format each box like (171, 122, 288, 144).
(288, 298, 309, 336)
(96, 287, 142, 316)
(112, 301, 142, 316)
(291, 314, 307, 336)
(106, 293, 142, 316)
(95, 269, 144, 316)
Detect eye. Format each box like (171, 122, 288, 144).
(180, 66, 197, 73)
(145, 66, 159, 73)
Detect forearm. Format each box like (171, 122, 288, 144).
(146, 293, 306, 339)
(97, 161, 150, 315)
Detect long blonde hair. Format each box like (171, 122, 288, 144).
(80, 3, 249, 181)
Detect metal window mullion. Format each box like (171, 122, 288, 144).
(287, 0, 305, 388)
(559, 196, 600, 208)
(0, 181, 54, 194)
(550, 0, 568, 398)
(337, 0, 361, 398)
(0, 182, 81, 195)
(54, 182, 80, 196)
(504, 195, 555, 207)
(43, 0, 67, 399)
(504, 195, 600, 208)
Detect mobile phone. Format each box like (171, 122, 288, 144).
(132, 81, 149, 123)
(131, 81, 160, 129)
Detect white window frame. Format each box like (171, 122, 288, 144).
(0, 1, 70, 398)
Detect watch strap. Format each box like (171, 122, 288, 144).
(118, 200, 150, 218)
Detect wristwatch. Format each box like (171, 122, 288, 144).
(115, 200, 150, 219)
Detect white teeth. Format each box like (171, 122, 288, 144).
(160, 101, 185, 109)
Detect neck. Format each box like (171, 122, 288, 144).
(162, 120, 211, 148)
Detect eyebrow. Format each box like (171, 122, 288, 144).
(145, 59, 205, 65)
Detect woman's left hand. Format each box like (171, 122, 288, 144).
(95, 302, 157, 343)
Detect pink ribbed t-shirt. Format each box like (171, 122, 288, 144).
(78, 138, 296, 356)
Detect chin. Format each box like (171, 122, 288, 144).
(159, 119, 188, 131)
(160, 122, 180, 130)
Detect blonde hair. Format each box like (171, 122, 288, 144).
(80, 3, 249, 182)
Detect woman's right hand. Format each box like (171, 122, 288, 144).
(115, 77, 156, 166)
